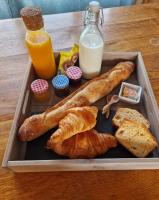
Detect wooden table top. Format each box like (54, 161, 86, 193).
(1, 3, 159, 199)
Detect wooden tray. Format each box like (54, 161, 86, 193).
(2, 52, 159, 172)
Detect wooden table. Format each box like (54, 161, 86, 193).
(1, 3, 159, 199)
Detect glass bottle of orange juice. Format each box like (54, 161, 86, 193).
(20, 7, 56, 79)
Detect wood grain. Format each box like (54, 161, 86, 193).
(1, 3, 159, 200)
(144, 0, 159, 3)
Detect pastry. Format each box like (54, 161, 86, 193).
(48, 106, 98, 144)
(49, 129, 117, 159)
(115, 119, 158, 157)
(47, 106, 117, 158)
(19, 61, 135, 141)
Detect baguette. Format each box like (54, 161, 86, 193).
(115, 119, 158, 157)
(19, 61, 134, 141)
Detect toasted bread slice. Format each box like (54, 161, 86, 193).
(115, 119, 158, 157)
(113, 108, 150, 128)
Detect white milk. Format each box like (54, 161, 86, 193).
(79, 33, 104, 79)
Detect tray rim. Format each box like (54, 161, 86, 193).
(2, 51, 159, 172)
(7, 158, 159, 172)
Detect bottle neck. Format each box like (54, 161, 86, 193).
(25, 27, 50, 44)
(85, 10, 99, 26)
(26, 27, 45, 33)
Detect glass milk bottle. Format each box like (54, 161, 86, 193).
(79, 1, 104, 79)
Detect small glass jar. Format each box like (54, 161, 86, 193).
(66, 66, 82, 85)
(52, 75, 69, 97)
(31, 79, 49, 102)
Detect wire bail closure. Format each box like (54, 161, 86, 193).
(84, 6, 104, 26)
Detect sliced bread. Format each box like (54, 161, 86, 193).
(115, 119, 158, 157)
(113, 108, 150, 128)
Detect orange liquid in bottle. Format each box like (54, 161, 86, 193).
(26, 30, 56, 79)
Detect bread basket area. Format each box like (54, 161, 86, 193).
(2, 51, 159, 172)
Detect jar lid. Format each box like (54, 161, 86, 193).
(20, 7, 44, 31)
(52, 75, 69, 89)
(31, 79, 49, 94)
(66, 66, 82, 80)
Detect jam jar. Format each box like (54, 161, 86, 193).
(31, 79, 50, 102)
(52, 75, 69, 97)
(66, 66, 82, 85)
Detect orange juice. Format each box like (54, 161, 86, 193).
(26, 30, 56, 79)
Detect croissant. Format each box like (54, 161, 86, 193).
(19, 61, 134, 141)
(49, 106, 98, 144)
(47, 106, 117, 158)
(48, 129, 117, 159)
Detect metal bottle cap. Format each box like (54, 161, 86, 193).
(20, 7, 44, 31)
